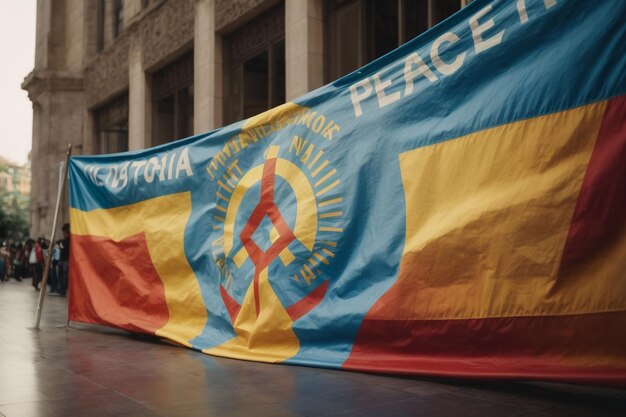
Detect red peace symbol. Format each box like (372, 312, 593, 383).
(239, 154, 296, 317)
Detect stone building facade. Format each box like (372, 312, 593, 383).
(22, 0, 470, 238)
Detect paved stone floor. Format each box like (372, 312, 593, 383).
(0, 279, 624, 417)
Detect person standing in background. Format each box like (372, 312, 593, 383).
(29, 239, 41, 291)
(6, 240, 15, 279)
(11, 243, 24, 281)
(49, 240, 61, 294)
(0, 242, 7, 281)
(13, 243, 24, 281)
(22, 241, 31, 280)
(58, 224, 70, 297)
(37, 238, 47, 290)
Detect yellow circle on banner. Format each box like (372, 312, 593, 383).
(223, 157, 318, 266)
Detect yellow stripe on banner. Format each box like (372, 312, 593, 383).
(204, 267, 300, 362)
(70, 192, 207, 346)
(377, 100, 626, 321)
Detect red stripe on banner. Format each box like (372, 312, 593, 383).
(559, 95, 626, 272)
(220, 284, 242, 324)
(286, 280, 329, 321)
(69, 233, 169, 335)
(343, 311, 626, 386)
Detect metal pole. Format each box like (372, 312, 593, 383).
(34, 143, 72, 329)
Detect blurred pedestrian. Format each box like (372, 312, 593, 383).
(58, 224, 70, 297)
(34, 238, 46, 291)
(6, 239, 15, 278)
(28, 239, 42, 290)
(22, 241, 32, 279)
(13, 243, 24, 281)
(0, 242, 7, 281)
(49, 240, 61, 293)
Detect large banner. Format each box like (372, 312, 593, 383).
(68, 0, 626, 385)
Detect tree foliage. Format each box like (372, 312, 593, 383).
(0, 169, 30, 242)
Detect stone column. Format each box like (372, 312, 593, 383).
(128, 35, 151, 150)
(123, 0, 144, 26)
(285, 0, 325, 101)
(22, 76, 84, 238)
(194, 0, 223, 134)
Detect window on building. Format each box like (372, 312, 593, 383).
(152, 52, 194, 146)
(239, 42, 285, 119)
(96, 0, 105, 51)
(113, 0, 124, 38)
(327, 0, 470, 80)
(432, 0, 465, 25)
(328, 0, 362, 80)
(224, 5, 285, 125)
(100, 123, 129, 154)
(97, 0, 125, 50)
(94, 93, 129, 154)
